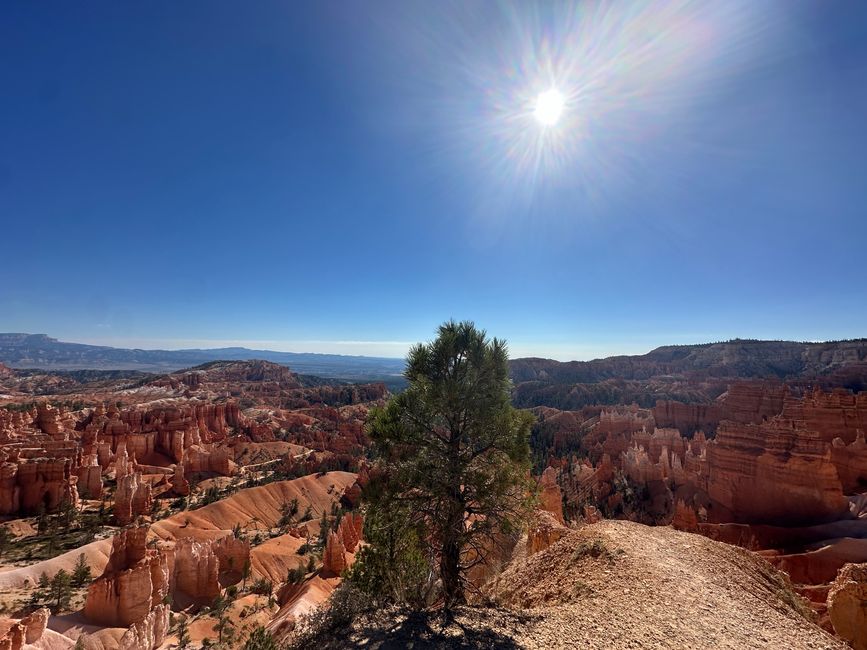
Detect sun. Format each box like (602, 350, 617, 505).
(534, 89, 565, 126)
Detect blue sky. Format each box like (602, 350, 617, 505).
(1, 1, 866, 360)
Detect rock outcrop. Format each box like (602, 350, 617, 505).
(84, 525, 170, 648)
(114, 471, 153, 525)
(336, 513, 363, 553)
(704, 419, 848, 525)
(0, 607, 49, 650)
(528, 510, 569, 555)
(828, 562, 867, 650)
(321, 530, 347, 577)
(172, 537, 221, 603)
(538, 467, 565, 524)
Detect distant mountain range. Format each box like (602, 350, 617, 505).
(0, 333, 406, 385)
(3, 335, 865, 406)
(510, 338, 867, 409)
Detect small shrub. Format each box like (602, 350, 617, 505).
(571, 538, 622, 565)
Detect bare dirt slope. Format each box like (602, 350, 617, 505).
(320, 520, 845, 649)
(487, 520, 844, 649)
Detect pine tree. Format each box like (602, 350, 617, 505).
(0, 527, 11, 559)
(360, 321, 534, 609)
(176, 618, 191, 649)
(49, 569, 73, 611)
(72, 553, 92, 587)
(243, 626, 279, 650)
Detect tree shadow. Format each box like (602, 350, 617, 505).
(340, 607, 539, 649)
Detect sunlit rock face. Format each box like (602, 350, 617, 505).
(704, 419, 849, 526)
(828, 562, 867, 650)
(538, 466, 564, 524)
(84, 526, 170, 633)
(321, 530, 348, 578)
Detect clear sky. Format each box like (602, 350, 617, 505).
(1, 1, 866, 361)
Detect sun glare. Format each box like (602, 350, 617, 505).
(534, 89, 565, 126)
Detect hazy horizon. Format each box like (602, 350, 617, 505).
(4, 330, 862, 364)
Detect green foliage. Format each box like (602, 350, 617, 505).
(71, 553, 92, 587)
(287, 582, 372, 650)
(250, 578, 273, 596)
(201, 486, 221, 506)
(243, 626, 281, 650)
(211, 594, 235, 646)
(357, 321, 534, 609)
(175, 617, 191, 649)
(49, 569, 73, 611)
(278, 498, 299, 528)
(347, 496, 431, 607)
(286, 565, 306, 585)
(0, 527, 11, 558)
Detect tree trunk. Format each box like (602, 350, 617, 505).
(441, 438, 465, 610)
(440, 531, 462, 610)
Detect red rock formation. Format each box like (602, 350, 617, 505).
(538, 467, 564, 524)
(19, 608, 48, 645)
(828, 562, 867, 650)
(337, 512, 363, 553)
(170, 462, 190, 496)
(114, 471, 153, 525)
(183, 445, 235, 476)
(831, 431, 867, 494)
(783, 388, 867, 445)
(35, 403, 64, 436)
(704, 419, 848, 525)
(653, 400, 721, 435)
(0, 607, 49, 650)
(77, 452, 103, 499)
(321, 530, 347, 577)
(671, 500, 699, 532)
(528, 510, 569, 555)
(118, 604, 170, 650)
(0, 452, 79, 515)
(718, 382, 788, 425)
(582, 505, 601, 524)
(85, 525, 170, 639)
(172, 537, 221, 602)
(213, 534, 251, 585)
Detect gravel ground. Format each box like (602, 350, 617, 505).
(311, 520, 846, 649)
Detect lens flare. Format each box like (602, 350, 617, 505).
(534, 89, 564, 126)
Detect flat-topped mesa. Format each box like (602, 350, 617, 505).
(704, 418, 849, 525)
(84, 525, 170, 635)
